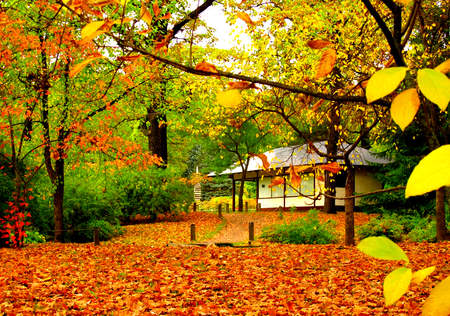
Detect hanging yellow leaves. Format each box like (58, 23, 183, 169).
(422, 275, 450, 316)
(411, 266, 436, 285)
(216, 90, 242, 108)
(366, 67, 407, 103)
(417, 68, 450, 111)
(315, 49, 336, 79)
(69, 54, 105, 77)
(390, 88, 420, 131)
(405, 145, 450, 198)
(383, 268, 412, 306)
(237, 12, 256, 26)
(434, 58, 450, 74)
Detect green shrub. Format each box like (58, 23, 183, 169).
(65, 220, 125, 243)
(24, 231, 46, 244)
(357, 213, 436, 242)
(260, 210, 338, 244)
(117, 166, 194, 223)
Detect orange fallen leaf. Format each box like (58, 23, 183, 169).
(249, 152, 270, 169)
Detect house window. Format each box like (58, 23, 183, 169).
(286, 173, 315, 196)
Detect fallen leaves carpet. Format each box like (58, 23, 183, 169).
(1, 211, 449, 315)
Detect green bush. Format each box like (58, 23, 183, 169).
(117, 166, 194, 223)
(24, 230, 46, 244)
(357, 213, 436, 242)
(260, 210, 338, 244)
(66, 220, 125, 243)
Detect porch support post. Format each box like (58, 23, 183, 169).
(232, 177, 236, 212)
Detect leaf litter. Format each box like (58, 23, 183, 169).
(1, 211, 449, 315)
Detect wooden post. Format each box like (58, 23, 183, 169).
(258, 203, 262, 212)
(226, 203, 229, 213)
(193, 202, 197, 212)
(190, 224, 196, 241)
(218, 204, 223, 219)
(94, 229, 100, 246)
(249, 222, 254, 242)
(245, 201, 248, 213)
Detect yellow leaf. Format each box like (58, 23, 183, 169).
(315, 48, 336, 79)
(422, 275, 450, 316)
(395, 0, 413, 4)
(69, 55, 105, 78)
(418, 68, 450, 111)
(294, 166, 309, 173)
(366, 67, 407, 103)
(383, 267, 412, 306)
(237, 12, 256, 26)
(81, 21, 105, 39)
(140, 3, 153, 25)
(411, 266, 435, 285)
(434, 59, 450, 74)
(390, 89, 420, 131)
(216, 90, 242, 108)
(406, 145, 450, 198)
(78, 30, 106, 45)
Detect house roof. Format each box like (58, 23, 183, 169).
(217, 141, 391, 175)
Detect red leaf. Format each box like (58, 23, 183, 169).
(228, 81, 260, 90)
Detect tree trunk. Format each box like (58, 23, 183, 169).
(436, 186, 450, 242)
(147, 111, 168, 165)
(53, 156, 65, 242)
(323, 103, 340, 214)
(238, 157, 250, 212)
(344, 166, 355, 246)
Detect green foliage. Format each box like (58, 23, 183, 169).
(260, 210, 338, 244)
(201, 176, 233, 201)
(67, 220, 125, 243)
(24, 230, 46, 244)
(117, 166, 194, 223)
(357, 213, 436, 243)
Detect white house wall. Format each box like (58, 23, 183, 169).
(335, 168, 382, 206)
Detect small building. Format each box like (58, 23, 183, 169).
(223, 142, 390, 211)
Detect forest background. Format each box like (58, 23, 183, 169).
(0, 0, 450, 248)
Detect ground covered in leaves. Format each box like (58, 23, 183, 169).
(1, 211, 449, 315)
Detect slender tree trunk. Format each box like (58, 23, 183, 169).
(436, 186, 450, 242)
(53, 157, 65, 242)
(344, 165, 355, 246)
(146, 111, 168, 165)
(324, 103, 340, 214)
(238, 157, 250, 212)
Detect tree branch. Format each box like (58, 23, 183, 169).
(361, 0, 406, 67)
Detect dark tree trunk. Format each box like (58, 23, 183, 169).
(238, 157, 250, 212)
(344, 165, 355, 246)
(147, 112, 168, 165)
(436, 186, 450, 242)
(53, 157, 65, 242)
(323, 103, 340, 214)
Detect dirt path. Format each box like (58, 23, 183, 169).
(205, 212, 273, 243)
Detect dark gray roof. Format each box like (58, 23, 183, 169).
(221, 141, 391, 175)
